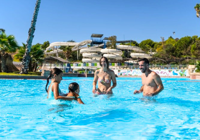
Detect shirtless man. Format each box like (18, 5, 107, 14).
(92, 57, 117, 95)
(134, 58, 164, 96)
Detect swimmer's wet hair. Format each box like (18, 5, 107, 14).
(45, 68, 63, 92)
(99, 56, 109, 69)
(69, 82, 79, 93)
(138, 58, 149, 65)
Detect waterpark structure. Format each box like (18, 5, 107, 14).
(44, 34, 152, 63)
(42, 34, 155, 73)
(41, 34, 195, 78)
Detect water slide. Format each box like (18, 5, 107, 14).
(71, 40, 92, 51)
(103, 54, 122, 60)
(45, 49, 63, 55)
(45, 40, 103, 54)
(72, 42, 104, 51)
(82, 53, 101, 58)
(80, 48, 102, 53)
(130, 53, 152, 58)
(45, 42, 78, 54)
(117, 45, 144, 52)
(100, 48, 123, 60)
(101, 48, 123, 55)
(82, 58, 99, 63)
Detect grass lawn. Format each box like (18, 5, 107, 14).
(0, 71, 41, 76)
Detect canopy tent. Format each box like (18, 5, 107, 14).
(42, 56, 69, 71)
(91, 34, 103, 38)
(116, 40, 135, 43)
(43, 56, 69, 63)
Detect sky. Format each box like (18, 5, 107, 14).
(1, 0, 200, 46)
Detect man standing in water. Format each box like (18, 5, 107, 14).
(93, 57, 117, 95)
(134, 58, 164, 96)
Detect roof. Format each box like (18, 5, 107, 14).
(116, 40, 135, 43)
(91, 34, 103, 38)
(43, 56, 69, 63)
(103, 37, 109, 40)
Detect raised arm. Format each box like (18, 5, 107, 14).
(151, 74, 164, 96)
(92, 70, 98, 93)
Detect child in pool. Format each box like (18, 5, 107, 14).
(66, 82, 84, 104)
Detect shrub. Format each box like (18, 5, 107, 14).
(195, 61, 200, 72)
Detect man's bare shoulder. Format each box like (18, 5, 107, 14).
(151, 71, 159, 77)
(151, 71, 162, 81)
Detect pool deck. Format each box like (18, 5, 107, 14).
(0, 75, 191, 79)
(118, 75, 190, 78)
(0, 74, 94, 79)
(0, 75, 47, 80)
(190, 73, 200, 79)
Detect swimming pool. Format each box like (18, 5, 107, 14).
(0, 77, 200, 139)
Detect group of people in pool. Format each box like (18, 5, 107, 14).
(45, 57, 164, 104)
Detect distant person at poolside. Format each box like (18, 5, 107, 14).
(92, 57, 117, 95)
(45, 68, 74, 100)
(65, 82, 84, 104)
(134, 58, 164, 96)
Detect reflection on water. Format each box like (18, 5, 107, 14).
(140, 96, 157, 103)
(48, 104, 73, 113)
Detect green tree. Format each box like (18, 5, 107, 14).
(190, 40, 200, 58)
(106, 36, 117, 49)
(139, 39, 155, 52)
(15, 43, 44, 72)
(120, 41, 139, 46)
(59, 46, 72, 60)
(0, 31, 19, 52)
(0, 30, 19, 72)
(41, 41, 50, 50)
(175, 36, 192, 57)
(165, 37, 176, 46)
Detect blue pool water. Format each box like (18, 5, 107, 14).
(0, 77, 200, 139)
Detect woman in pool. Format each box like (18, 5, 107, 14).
(92, 57, 117, 95)
(46, 68, 72, 100)
(66, 82, 84, 104)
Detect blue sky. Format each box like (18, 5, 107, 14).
(1, 0, 200, 46)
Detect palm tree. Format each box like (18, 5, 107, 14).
(0, 29, 5, 34)
(15, 43, 44, 72)
(0, 30, 19, 72)
(195, 4, 200, 17)
(20, 0, 41, 74)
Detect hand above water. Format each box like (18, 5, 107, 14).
(106, 87, 112, 94)
(133, 90, 141, 94)
(92, 88, 96, 94)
